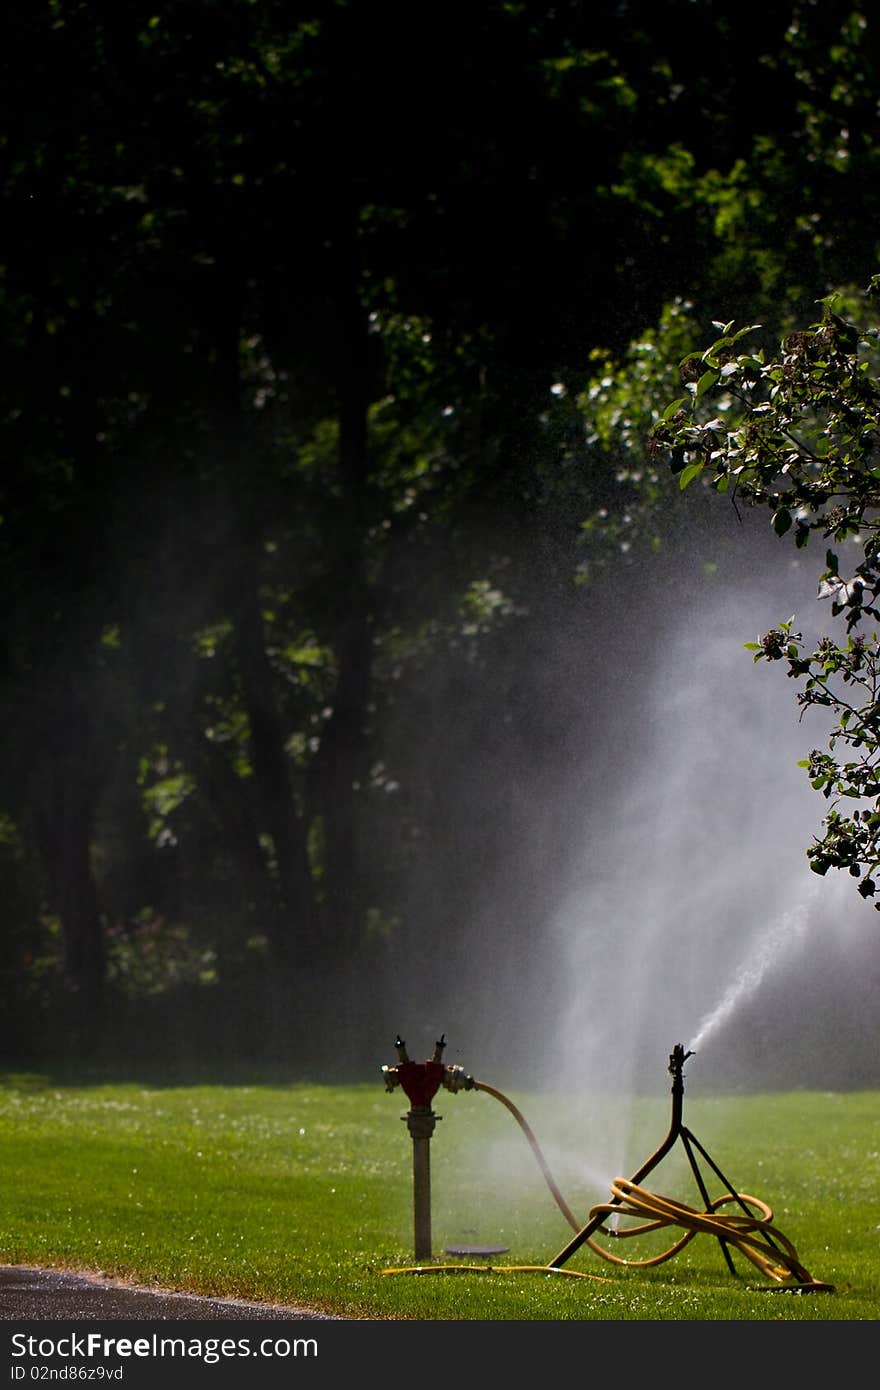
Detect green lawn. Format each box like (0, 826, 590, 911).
(1, 1074, 877, 1320)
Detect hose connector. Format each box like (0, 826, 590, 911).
(442, 1064, 476, 1093)
(382, 1064, 401, 1093)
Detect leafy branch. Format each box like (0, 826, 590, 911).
(651, 277, 880, 900)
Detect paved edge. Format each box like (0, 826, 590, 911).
(0, 1264, 346, 1320)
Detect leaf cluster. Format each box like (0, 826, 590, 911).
(653, 279, 880, 897)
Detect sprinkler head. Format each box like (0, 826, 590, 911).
(668, 1043, 694, 1078)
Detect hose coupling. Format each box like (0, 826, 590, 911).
(442, 1064, 476, 1093)
(382, 1064, 401, 1093)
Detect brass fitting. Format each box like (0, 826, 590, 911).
(442, 1064, 475, 1093)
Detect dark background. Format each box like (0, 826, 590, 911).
(2, 1, 879, 1088)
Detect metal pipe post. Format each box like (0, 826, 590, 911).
(405, 1107, 439, 1260)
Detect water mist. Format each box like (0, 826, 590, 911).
(383, 535, 880, 1241)
(546, 555, 879, 1103)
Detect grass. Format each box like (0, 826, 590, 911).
(0, 1072, 878, 1320)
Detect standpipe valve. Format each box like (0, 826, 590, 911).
(381, 1034, 475, 1260)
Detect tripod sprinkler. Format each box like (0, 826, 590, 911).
(545, 1042, 833, 1289)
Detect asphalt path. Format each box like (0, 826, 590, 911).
(0, 1265, 342, 1320)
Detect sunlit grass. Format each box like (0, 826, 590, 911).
(0, 1076, 877, 1319)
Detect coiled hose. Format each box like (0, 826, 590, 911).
(383, 1079, 833, 1291)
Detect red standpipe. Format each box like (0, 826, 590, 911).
(382, 1035, 452, 1260)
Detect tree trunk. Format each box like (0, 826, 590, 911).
(308, 267, 373, 965)
(233, 583, 315, 967)
(28, 707, 106, 1040)
(209, 257, 317, 971)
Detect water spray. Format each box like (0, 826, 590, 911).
(381, 1036, 833, 1292)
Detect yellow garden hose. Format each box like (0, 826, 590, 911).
(584, 1178, 832, 1289)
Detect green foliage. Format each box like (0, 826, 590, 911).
(459, 579, 521, 637)
(105, 911, 219, 997)
(138, 747, 198, 846)
(577, 297, 704, 567)
(18, 916, 65, 1005)
(653, 279, 880, 894)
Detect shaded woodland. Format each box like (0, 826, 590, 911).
(2, 1, 879, 1073)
